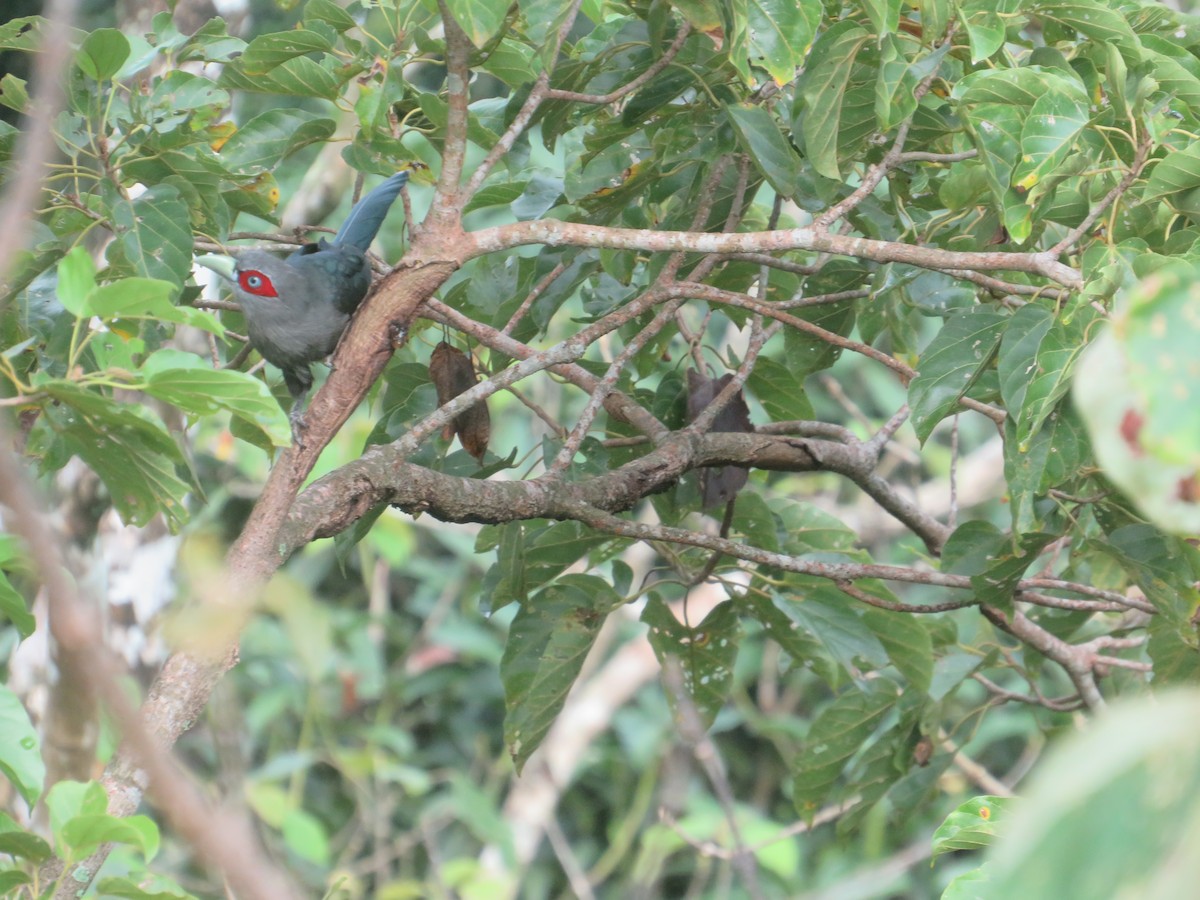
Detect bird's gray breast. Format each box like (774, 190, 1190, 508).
(239, 292, 350, 368)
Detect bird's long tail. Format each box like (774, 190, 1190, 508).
(333, 170, 411, 250)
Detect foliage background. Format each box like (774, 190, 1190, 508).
(2, 0, 1200, 898)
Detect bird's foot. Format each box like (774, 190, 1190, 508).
(388, 321, 409, 350)
(289, 406, 309, 450)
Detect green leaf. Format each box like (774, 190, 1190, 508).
(0, 17, 58, 53)
(304, 0, 358, 32)
(41, 382, 193, 529)
(95, 877, 198, 900)
(0, 871, 31, 893)
(239, 30, 334, 74)
(958, 7, 1005, 62)
(997, 303, 1092, 448)
(1075, 265, 1200, 531)
(281, 809, 329, 865)
(57, 245, 97, 317)
(738, 592, 841, 686)
(1038, 0, 1142, 64)
(46, 781, 108, 847)
(218, 109, 337, 172)
(61, 813, 160, 861)
(798, 21, 872, 180)
(793, 684, 898, 815)
(875, 34, 918, 131)
(861, 606, 933, 692)
(1003, 407, 1085, 534)
(747, 356, 814, 422)
(0, 73, 29, 113)
(107, 185, 194, 287)
(860, 0, 900, 39)
(446, 0, 509, 48)
(772, 588, 889, 675)
(218, 55, 354, 101)
(643, 598, 741, 731)
(1012, 86, 1090, 197)
(931, 795, 1014, 861)
(746, 0, 819, 85)
(908, 307, 1008, 443)
(0, 686, 44, 808)
(0, 816, 52, 863)
(726, 104, 801, 198)
(1143, 143, 1200, 203)
(89, 278, 223, 335)
(943, 522, 1052, 610)
(0, 571, 34, 639)
(77, 28, 130, 81)
(502, 575, 619, 771)
(140, 349, 291, 447)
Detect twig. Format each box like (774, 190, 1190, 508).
(1050, 132, 1154, 256)
(502, 261, 567, 334)
(546, 22, 692, 104)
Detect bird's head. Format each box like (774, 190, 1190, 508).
(196, 250, 289, 300)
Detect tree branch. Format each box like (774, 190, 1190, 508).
(468, 220, 1083, 288)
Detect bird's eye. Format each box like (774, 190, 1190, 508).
(237, 269, 278, 298)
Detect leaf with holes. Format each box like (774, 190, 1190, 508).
(643, 597, 741, 731)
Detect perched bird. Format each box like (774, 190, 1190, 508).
(197, 170, 410, 420)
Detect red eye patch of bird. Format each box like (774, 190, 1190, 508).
(429, 342, 491, 463)
(686, 370, 752, 508)
(237, 269, 278, 297)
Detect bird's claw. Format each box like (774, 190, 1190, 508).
(289, 406, 309, 450)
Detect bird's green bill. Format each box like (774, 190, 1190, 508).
(195, 253, 237, 281)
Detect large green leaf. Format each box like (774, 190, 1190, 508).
(77, 28, 130, 81)
(107, 185, 194, 287)
(238, 30, 334, 74)
(908, 307, 1008, 443)
(746, 0, 820, 85)
(61, 814, 160, 862)
(140, 349, 291, 447)
(218, 109, 337, 172)
(40, 382, 193, 529)
(1011, 84, 1090, 198)
(726, 103, 801, 198)
(861, 606, 933, 693)
(798, 21, 872, 180)
(985, 690, 1200, 898)
(1143, 143, 1200, 203)
(501, 575, 620, 771)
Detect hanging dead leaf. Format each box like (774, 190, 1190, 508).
(687, 370, 753, 508)
(429, 342, 491, 462)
